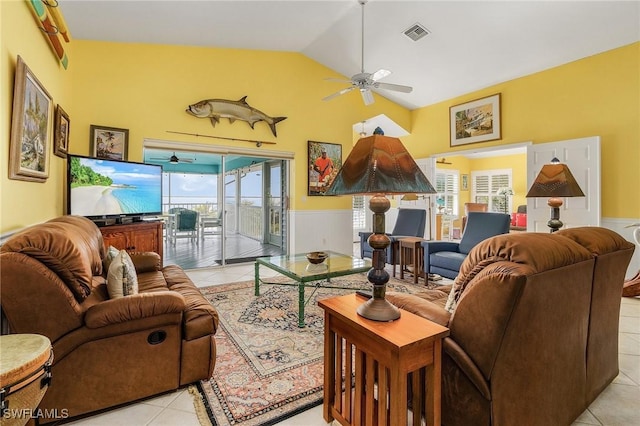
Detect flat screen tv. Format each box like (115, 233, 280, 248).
(67, 154, 162, 221)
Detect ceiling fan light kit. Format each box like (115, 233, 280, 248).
(322, 0, 413, 106)
(150, 152, 195, 164)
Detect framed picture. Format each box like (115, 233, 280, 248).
(54, 105, 70, 158)
(90, 125, 129, 160)
(308, 140, 342, 196)
(450, 93, 501, 147)
(461, 174, 469, 191)
(9, 56, 54, 182)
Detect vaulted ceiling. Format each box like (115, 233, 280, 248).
(60, 0, 639, 110)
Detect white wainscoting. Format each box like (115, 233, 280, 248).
(289, 209, 354, 256)
(289, 211, 640, 280)
(601, 217, 640, 280)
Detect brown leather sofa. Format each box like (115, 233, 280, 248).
(387, 227, 634, 426)
(0, 215, 219, 422)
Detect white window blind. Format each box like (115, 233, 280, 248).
(435, 171, 459, 215)
(471, 170, 512, 213)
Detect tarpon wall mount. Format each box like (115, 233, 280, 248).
(185, 96, 287, 137)
(166, 131, 276, 148)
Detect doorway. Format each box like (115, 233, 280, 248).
(143, 143, 291, 269)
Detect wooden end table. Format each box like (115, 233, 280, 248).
(399, 237, 425, 284)
(319, 294, 449, 426)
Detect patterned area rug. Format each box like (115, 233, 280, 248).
(196, 274, 439, 426)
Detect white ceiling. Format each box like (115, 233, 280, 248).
(59, 0, 639, 110)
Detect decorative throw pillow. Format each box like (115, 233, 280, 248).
(107, 250, 139, 299)
(102, 245, 120, 273)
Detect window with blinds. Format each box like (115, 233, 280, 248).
(471, 170, 512, 213)
(435, 171, 459, 215)
(352, 195, 366, 230)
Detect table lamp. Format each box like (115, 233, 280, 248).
(327, 135, 436, 321)
(525, 157, 584, 233)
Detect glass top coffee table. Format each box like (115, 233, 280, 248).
(254, 251, 372, 327)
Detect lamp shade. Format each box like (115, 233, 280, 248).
(326, 135, 436, 195)
(526, 157, 585, 198)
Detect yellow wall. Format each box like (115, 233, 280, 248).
(2, 0, 638, 233)
(406, 42, 640, 218)
(1, 3, 410, 232)
(1, 1, 75, 231)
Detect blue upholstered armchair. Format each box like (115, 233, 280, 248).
(423, 211, 511, 279)
(359, 208, 426, 275)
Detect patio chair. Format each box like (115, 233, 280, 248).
(359, 208, 426, 276)
(200, 211, 223, 240)
(170, 208, 199, 244)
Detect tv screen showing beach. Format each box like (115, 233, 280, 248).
(69, 156, 162, 217)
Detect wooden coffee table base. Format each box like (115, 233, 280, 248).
(319, 294, 449, 426)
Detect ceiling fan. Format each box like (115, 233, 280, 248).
(322, 0, 413, 106)
(149, 152, 195, 164)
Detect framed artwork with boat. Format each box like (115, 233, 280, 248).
(450, 93, 501, 146)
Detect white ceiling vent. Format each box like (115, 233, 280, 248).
(403, 23, 430, 41)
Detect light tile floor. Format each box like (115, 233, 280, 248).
(67, 263, 640, 426)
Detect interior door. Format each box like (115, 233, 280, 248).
(265, 160, 284, 247)
(526, 136, 601, 231)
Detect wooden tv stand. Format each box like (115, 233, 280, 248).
(99, 221, 163, 265)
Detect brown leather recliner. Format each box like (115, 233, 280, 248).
(0, 216, 219, 422)
(387, 227, 634, 426)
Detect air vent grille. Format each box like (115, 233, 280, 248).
(403, 23, 430, 41)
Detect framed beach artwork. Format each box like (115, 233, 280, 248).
(308, 140, 342, 196)
(9, 56, 54, 182)
(90, 125, 129, 160)
(450, 93, 501, 147)
(54, 105, 70, 158)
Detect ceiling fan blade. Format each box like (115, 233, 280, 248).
(322, 87, 355, 102)
(370, 69, 391, 82)
(374, 82, 413, 93)
(325, 77, 354, 84)
(149, 157, 169, 161)
(181, 159, 194, 163)
(360, 88, 375, 105)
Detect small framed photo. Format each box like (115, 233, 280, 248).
(450, 93, 501, 146)
(308, 140, 342, 196)
(461, 174, 469, 191)
(54, 105, 70, 158)
(90, 125, 128, 160)
(9, 56, 54, 182)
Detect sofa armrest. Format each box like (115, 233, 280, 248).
(386, 292, 451, 326)
(444, 338, 491, 400)
(85, 291, 186, 328)
(129, 252, 162, 273)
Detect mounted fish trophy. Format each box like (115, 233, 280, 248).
(186, 96, 287, 137)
